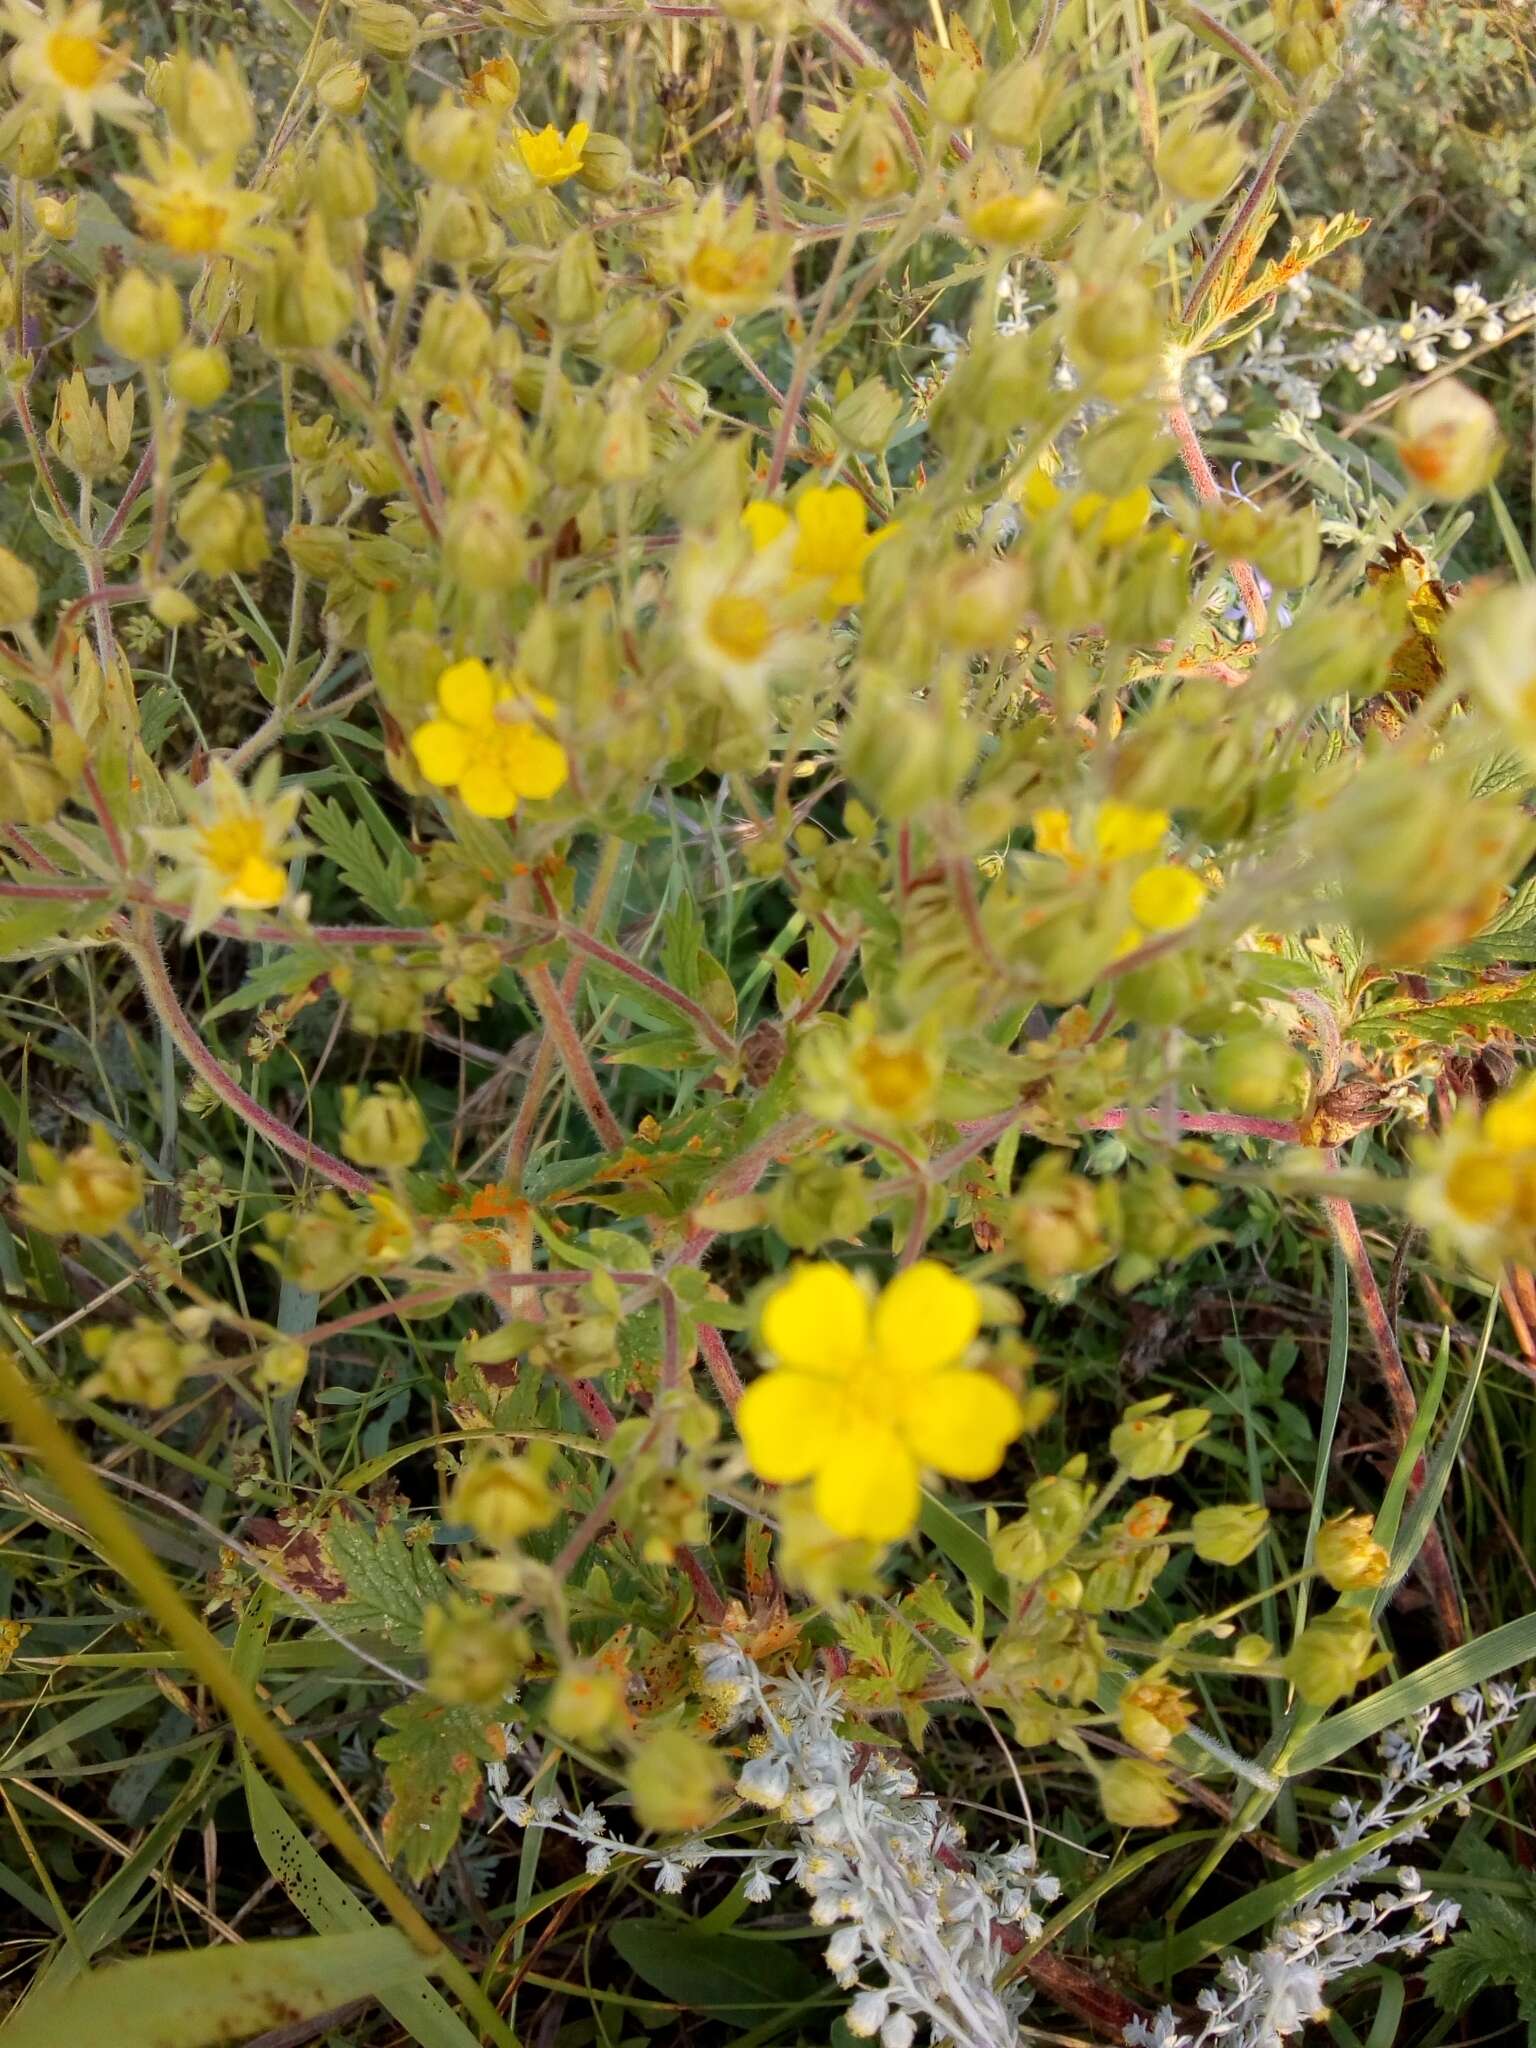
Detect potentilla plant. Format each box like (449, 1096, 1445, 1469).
(1, 0, 1533, 2038)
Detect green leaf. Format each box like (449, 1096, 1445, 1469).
(1352, 974, 1536, 1048)
(918, 1492, 1008, 1612)
(3, 1930, 433, 2048)
(201, 947, 330, 1025)
(305, 795, 412, 920)
(609, 1922, 826, 2020)
(376, 1697, 506, 1883)
(324, 1512, 451, 1646)
(1444, 877, 1536, 968)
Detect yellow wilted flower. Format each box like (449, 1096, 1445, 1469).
(742, 485, 895, 615)
(409, 658, 569, 820)
(1315, 1511, 1389, 1591)
(147, 758, 302, 933)
(118, 138, 270, 259)
(738, 1261, 1023, 1542)
(516, 119, 588, 186)
(3, 0, 138, 143)
(16, 1124, 142, 1237)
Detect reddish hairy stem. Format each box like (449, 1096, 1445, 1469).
(521, 961, 625, 1154)
(126, 905, 377, 1199)
(698, 1323, 744, 1414)
(1166, 401, 1269, 637)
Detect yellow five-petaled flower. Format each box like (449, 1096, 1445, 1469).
(742, 485, 895, 616)
(410, 657, 569, 821)
(738, 1260, 1024, 1543)
(517, 120, 588, 187)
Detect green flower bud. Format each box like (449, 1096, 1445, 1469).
(0, 544, 39, 628)
(257, 221, 356, 352)
(1284, 1605, 1380, 1707)
(831, 373, 903, 455)
(1206, 1029, 1309, 1117)
(1098, 1756, 1181, 1827)
(1109, 1396, 1210, 1479)
(314, 130, 377, 222)
(146, 48, 255, 156)
(424, 1601, 532, 1704)
(260, 1195, 365, 1293)
(101, 269, 184, 363)
(407, 94, 497, 189)
(1009, 1154, 1114, 1289)
(413, 290, 494, 390)
(1066, 277, 1163, 403)
(594, 299, 668, 373)
(993, 1513, 1052, 1582)
(545, 229, 606, 330)
(486, 0, 570, 32)
(1314, 1511, 1389, 1591)
(973, 54, 1049, 148)
(48, 371, 135, 481)
(167, 344, 232, 409)
(768, 1159, 874, 1253)
(593, 379, 652, 483)
(1081, 1544, 1167, 1613)
(1190, 1501, 1270, 1565)
(176, 459, 269, 579)
(545, 1663, 628, 1745)
(843, 685, 978, 821)
(451, 1451, 558, 1547)
(317, 57, 370, 115)
(1156, 111, 1246, 203)
(348, 0, 421, 60)
(829, 97, 912, 206)
(927, 49, 980, 128)
(0, 101, 59, 177)
(575, 131, 632, 194)
(443, 495, 527, 592)
(340, 1083, 427, 1169)
(626, 1727, 730, 1833)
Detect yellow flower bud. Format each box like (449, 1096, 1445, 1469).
(1109, 1396, 1210, 1479)
(450, 1452, 558, 1546)
(1190, 1502, 1269, 1565)
(339, 1084, 428, 1169)
(1233, 1633, 1273, 1668)
(148, 585, 198, 629)
(146, 49, 255, 157)
(17, 1126, 143, 1237)
(1284, 1606, 1381, 1707)
(594, 299, 668, 374)
(592, 379, 652, 483)
(964, 183, 1065, 251)
(1098, 1756, 1182, 1828)
(0, 736, 66, 824)
(81, 1318, 199, 1407)
(1397, 377, 1504, 501)
(0, 544, 39, 628)
(545, 1664, 628, 1745)
(1315, 1510, 1389, 1591)
(626, 1727, 730, 1833)
(1206, 1032, 1308, 1117)
(831, 373, 904, 455)
(176, 459, 269, 579)
(257, 220, 356, 352)
(36, 193, 77, 241)
(167, 344, 232, 409)
(413, 290, 494, 390)
(424, 1602, 532, 1704)
(101, 269, 185, 363)
(545, 229, 606, 330)
(465, 53, 522, 109)
(486, 0, 570, 32)
(829, 97, 911, 206)
(255, 1340, 309, 1393)
(49, 371, 136, 481)
(1117, 1680, 1193, 1759)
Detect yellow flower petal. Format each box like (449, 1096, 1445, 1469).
(813, 1426, 919, 1542)
(437, 657, 496, 727)
(457, 758, 520, 819)
(872, 1260, 981, 1377)
(227, 854, 286, 908)
(1128, 865, 1208, 932)
(900, 1370, 1024, 1480)
(411, 718, 472, 787)
(505, 727, 569, 800)
(1094, 800, 1169, 862)
(737, 1371, 842, 1483)
(742, 501, 792, 552)
(1032, 807, 1076, 860)
(760, 1262, 869, 1374)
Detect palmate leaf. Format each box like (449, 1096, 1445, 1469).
(324, 1512, 452, 1646)
(1351, 973, 1536, 1049)
(1186, 209, 1369, 350)
(376, 1697, 506, 1882)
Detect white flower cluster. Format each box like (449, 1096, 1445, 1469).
(1125, 1685, 1534, 2048)
(489, 1639, 1060, 2048)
